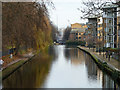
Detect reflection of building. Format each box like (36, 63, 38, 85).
(69, 23, 87, 41)
(102, 74, 120, 88)
(84, 53, 120, 88)
(97, 69, 103, 83)
(102, 4, 118, 48)
(68, 48, 85, 66)
(84, 54, 97, 79)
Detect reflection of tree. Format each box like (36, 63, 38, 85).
(84, 54, 97, 80)
(64, 48, 70, 60)
(48, 46, 58, 60)
(3, 54, 53, 88)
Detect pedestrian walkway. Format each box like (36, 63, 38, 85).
(78, 46, 120, 71)
(2, 52, 34, 70)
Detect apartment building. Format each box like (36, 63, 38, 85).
(69, 23, 87, 41)
(116, 1, 120, 48)
(97, 17, 103, 42)
(85, 16, 97, 46)
(102, 4, 118, 48)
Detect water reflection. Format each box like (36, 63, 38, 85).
(64, 46, 120, 88)
(3, 54, 53, 88)
(85, 54, 98, 81)
(3, 45, 120, 88)
(64, 47, 85, 65)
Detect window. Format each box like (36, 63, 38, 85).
(109, 20, 111, 24)
(98, 25, 100, 28)
(76, 33, 78, 35)
(104, 18, 106, 23)
(105, 28, 107, 32)
(79, 33, 81, 35)
(118, 30, 120, 36)
(105, 36, 106, 40)
(109, 37, 112, 42)
(76, 37, 78, 39)
(109, 29, 111, 33)
(98, 19, 100, 22)
(79, 37, 81, 39)
(99, 36, 100, 39)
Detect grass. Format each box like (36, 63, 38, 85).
(2, 60, 25, 80)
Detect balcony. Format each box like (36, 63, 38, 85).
(118, 30, 120, 36)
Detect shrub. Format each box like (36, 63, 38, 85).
(66, 40, 86, 46)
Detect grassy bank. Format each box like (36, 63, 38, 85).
(77, 46, 120, 85)
(2, 55, 35, 80)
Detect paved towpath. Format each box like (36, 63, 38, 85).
(2, 52, 34, 70)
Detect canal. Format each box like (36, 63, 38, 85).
(2, 45, 120, 88)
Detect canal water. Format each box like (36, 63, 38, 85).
(2, 45, 120, 88)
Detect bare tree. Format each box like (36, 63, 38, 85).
(2, 1, 55, 55)
(63, 26, 71, 41)
(78, 0, 113, 19)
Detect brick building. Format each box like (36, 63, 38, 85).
(69, 23, 87, 41)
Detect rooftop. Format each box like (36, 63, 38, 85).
(70, 28, 86, 34)
(103, 4, 118, 9)
(87, 15, 98, 19)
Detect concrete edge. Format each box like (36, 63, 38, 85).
(77, 46, 120, 84)
(2, 54, 36, 80)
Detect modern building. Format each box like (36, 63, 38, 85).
(102, 4, 118, 48)
(85, 16, 97, 46)
(116, 1, 120, 48)
(97, 16, 103, 42)
(96, 16, 105, 49)
(69, 23, 87, 41)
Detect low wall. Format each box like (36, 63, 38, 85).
(2, 55, 35, 80)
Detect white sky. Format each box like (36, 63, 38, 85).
(49, 0, 88, 29)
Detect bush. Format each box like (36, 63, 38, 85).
(66, 40, 86, 46)
(88, 44, 93, 48)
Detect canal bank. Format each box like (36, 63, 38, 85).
(77, 46, 120, 84)
(2, 53, 35, 80)
(2, 45, 120, 88)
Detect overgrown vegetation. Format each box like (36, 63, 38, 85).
(2, 2, 57, 55)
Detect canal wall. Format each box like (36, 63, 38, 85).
(2, 54, 36, 80)
(77, 46, 120, 84)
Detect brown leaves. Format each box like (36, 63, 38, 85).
(2, 1, 54, 54)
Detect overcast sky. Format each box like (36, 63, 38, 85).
(49, 0, 88, 29)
